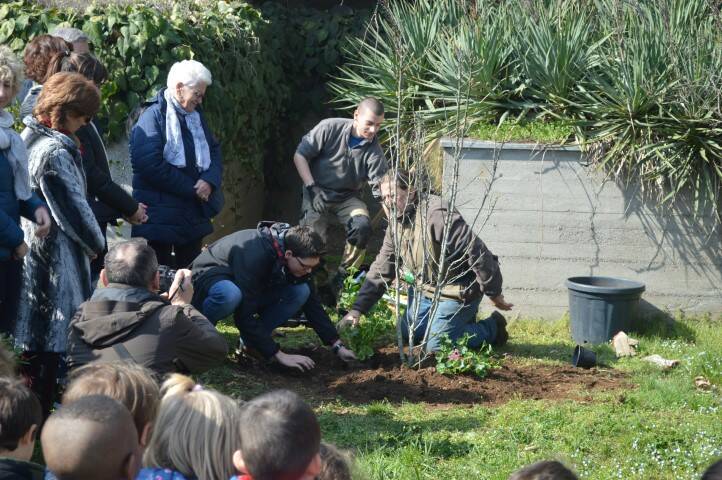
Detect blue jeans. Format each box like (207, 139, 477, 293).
(201, 280, 243, 325)
(401, 288, 497, 353)
(199, 279, 310, 356)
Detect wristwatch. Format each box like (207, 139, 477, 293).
(332, 341, 346, 355)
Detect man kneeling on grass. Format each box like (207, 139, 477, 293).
(191, 222, 357, 371)
(340, 169, 513, 353)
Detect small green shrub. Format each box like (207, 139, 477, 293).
(435, 333, 498, 378)
(337, 270, 395, 361)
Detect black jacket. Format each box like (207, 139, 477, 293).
(0, 458, 44, 480)
(191, 222, 339, 358)
(67, 284, 228, 375)
(76, 123, 138, 223)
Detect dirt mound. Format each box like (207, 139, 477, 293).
(236, 346, 628, 406)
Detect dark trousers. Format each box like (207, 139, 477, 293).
(19, 351, 61, 420)
(148, 239, 202, 269)
(0, 259, 22, 336)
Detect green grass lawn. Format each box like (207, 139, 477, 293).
(201, 313, 722, 480)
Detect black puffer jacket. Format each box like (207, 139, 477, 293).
(191, 222, 339, 358)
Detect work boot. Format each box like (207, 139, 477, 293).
(491, 311, 509, 347)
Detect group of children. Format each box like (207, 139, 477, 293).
(0, 356, 352, 480)
(1, 346, 721, 480)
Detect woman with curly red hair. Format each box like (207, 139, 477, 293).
(20, 34, 71, 119)
(15, 71, 105, 417)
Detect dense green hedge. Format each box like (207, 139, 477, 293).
(1, 0, 367, 180)
(332, 0, 722, 215)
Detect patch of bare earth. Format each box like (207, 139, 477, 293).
(233, 346, 630, 406)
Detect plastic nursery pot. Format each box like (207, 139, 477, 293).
(566, 276, 646, 345)
(572, 345, 596, 369)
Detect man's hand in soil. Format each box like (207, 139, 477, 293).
(489, 294, 513, 311)
(338, 310, 361, 329)
(306, 184, 327, 214)
(274, 350, 315, 372)
(333, 340, 357, 362)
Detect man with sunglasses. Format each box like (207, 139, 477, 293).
(190, 222, 357, 371)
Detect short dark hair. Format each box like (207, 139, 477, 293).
(285, 226, 325, 259)
(42, 395, 138, 480)
(239, 389, 321, 480)
(46, 51, 108, 85)
(509, 460, 579, 480)
(379, 168, 411, 191)
(703, 459, 722, 480)
(357, 97, 384, 116)
(104, 239, 159, 288)
(0, 377, 42, 452)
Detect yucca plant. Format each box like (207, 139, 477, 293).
(417, 5, 514, 138)
(571, 0, 722, 214)
(514, 0, 604, 115)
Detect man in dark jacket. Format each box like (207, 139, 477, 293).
(340, 170, 513, 353)
(191, 222, 357, 371)
(67, 239, 228, 375)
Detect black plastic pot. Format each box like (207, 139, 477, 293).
(572, 345, 597, 368)
(566, 276, 646, 345)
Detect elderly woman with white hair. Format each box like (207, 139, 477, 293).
(130, 60, 223, 268)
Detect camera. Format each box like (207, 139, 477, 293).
(157, 265, 177, 293)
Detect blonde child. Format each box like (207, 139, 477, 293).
(139, 374, 242, 480)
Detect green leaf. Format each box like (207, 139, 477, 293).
(0, 21, 15, 44)
(144, 65, 160, 84)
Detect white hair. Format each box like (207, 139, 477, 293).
(51, 27, 89, 44)
(166, 60, 212, 90)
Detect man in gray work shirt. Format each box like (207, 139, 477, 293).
(293, 97, 388, 304)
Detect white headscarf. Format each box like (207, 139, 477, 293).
(162, 88, 211, 172)
(0, 109, 31, 200)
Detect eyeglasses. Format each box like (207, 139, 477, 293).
(294, 256, 317, 272)
(188, 86, 204, 100)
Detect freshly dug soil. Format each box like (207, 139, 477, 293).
(234, 346, 629, 406)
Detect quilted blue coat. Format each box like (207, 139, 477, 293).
(129, 89, 223, 244)
(0, 150, 44, 261)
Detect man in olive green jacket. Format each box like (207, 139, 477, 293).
(340, 170, 513, 353)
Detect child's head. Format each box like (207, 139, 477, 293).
(702, 459, 722, 480)
(318, 442, 353, 480)
(41, 394, 140, 480)
(235, 389, 321, 480)
(0, 377, 41, 461)
(63, 361, 160, 446)
(509, 460, 578, 480)
(143, 374, 242, 480)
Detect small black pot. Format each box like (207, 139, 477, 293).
(572, 345, 596, 368)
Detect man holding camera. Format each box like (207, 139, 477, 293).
(190, 222, 357, 371)
(66, 239, 228, 375)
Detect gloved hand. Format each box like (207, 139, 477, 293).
(306, 184, 328, 214)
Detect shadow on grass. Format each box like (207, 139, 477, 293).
(319, 409, 484, 455)
(635, 301, 697, 342)
(500, 341, 618, 367)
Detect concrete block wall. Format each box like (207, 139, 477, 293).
(441, 139, 722, 319)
